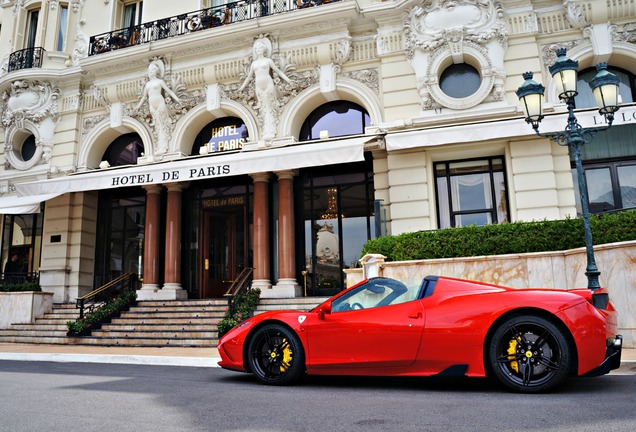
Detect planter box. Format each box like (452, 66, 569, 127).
(0, 291, 53, 328)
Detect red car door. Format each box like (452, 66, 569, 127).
(305, 299, 426, 370)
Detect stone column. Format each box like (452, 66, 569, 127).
(138, 185, 162, 300)
(161, 183, 187, 299)
(251, 173, 271, 292)
(270, 170, 301, 297)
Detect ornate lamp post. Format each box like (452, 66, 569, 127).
(516, 48, 620, 290)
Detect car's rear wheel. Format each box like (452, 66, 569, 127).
(247, 324, 305, 385)
(489, 315, 571, 393)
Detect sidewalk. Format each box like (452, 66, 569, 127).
(0, 343, 221, 367)
(0, 342, 634, 368)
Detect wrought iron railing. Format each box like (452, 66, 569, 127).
(75, 272, 139, 319)
(224, 267, 254, 316)
(7, 47, 45, 72)
(0, 271, 39, 286)
(89, 0, 338, 56)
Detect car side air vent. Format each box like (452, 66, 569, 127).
(420, 275, 439, 298)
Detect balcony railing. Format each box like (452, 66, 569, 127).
(8, 47, 45, 72)
(89, 0, 338, 56)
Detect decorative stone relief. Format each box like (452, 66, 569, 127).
(1, 80, 60, 169)
(13, 0, 26, 15)
(564, 0, 587, 29)
(342, 69, 380, 95)
(541, 40, 583, 72)
(72, 24, 89, 65)
(71, 0, 85, 13)
(404, 0, 509, 111)
(613, 23, 636, 44)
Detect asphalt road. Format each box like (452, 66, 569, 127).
(1, 361, 634, 432)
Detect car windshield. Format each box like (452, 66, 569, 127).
(331, 277, 423, 312)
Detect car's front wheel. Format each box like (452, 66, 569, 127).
(489, 315, 572, 393)
(247, 324, 305, 385)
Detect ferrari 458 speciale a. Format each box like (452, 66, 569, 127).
(218, 276, 622, 392)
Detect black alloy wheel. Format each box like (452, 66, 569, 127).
(247, 324, 305, 385)
(489, 315, 572, 393)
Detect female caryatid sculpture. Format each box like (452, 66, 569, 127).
(239, 37, 292, 141)
(135, 59, 181, 154)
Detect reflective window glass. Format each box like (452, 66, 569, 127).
(102, 133, 144, 166)
(300, 101, 370, 141)
(439, 63, 481, 99)
(435, 157, 508, 228)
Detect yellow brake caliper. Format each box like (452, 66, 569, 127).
(279, 338, 293, 373)
(507, 338, 520, 373)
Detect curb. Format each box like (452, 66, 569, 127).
(0, 352, 221, 367)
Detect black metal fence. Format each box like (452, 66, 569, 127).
(8, 47, 45, 72)
(89, 0, 337, 56)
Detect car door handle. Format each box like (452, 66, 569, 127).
(408, 312, 422, 319)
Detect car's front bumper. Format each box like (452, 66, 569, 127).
(582, 334, 623, 377)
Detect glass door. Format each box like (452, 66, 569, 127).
(201, 208, 246, 298)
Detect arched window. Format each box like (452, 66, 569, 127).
(299, 101, 370, 141)
(574, 66, 635, 108)
(101, 133, 144, 167)
(191, 117, 248, 155)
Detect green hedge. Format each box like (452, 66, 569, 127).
(361, 210, 636, 262)
(0, 283, 41, 292)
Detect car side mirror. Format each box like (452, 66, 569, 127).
(317, 301, 332, 320)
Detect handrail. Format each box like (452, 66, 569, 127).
(88, 0, 339, 56)
(76, 273, 139, 319)
(224, 267, 254, 316)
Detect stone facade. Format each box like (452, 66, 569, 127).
(0, 1, 634, 318)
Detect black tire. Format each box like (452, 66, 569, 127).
(247, 324, 305, 385)
(488, 315, 572, 393)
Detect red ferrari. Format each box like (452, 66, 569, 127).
(217, 276, 623, 392)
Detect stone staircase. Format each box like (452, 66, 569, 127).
(0, 297, 328, 347)
(0, 300, 227, 347)
(254, 297, 328, 314)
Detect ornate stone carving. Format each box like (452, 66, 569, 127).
(1, 80, 60, 170)
(541, 40, 583, 71)
(132, 58, 184, 155)
(565, 0, 587, 29)
(404, 0, 509, 111)
(2, 80, 60, 127)
(342, 69, 380, 95)
(72, 24, 89, 65)
(613, 23, 636, 44)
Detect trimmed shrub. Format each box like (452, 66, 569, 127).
(361, 210, 636, 261)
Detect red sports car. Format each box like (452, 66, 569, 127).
(217, 275, 622, 392)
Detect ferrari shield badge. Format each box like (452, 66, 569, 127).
(298, 315, 306, 324)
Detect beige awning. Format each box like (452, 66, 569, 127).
(16, 136, 372, 197)
(0, 193, 63, 214)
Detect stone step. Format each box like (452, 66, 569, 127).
(0, 329, 67, 337)
(8, 324, 68, 331)
(119, 311, 222, 319)
(91, 330, 216, 338)
(31, 319, 73, 325)
(101, 324, 215, 331)
(130, 305, 226, 313)
(137, 300, 227, 307)
(65, 336, 218, 347)
(0, 335, 70, 344)
(111, 315, 222, 325)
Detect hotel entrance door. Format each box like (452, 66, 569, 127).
(201, 208, 247, 298)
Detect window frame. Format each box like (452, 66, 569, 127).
(55, 3, 69, 52)
(434, 156, 509, 228)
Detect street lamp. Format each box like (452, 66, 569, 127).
(516, 48, 620, 290)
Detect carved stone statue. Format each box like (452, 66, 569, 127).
(135, 59, 181, 154)
(239, 37, 292, 141)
